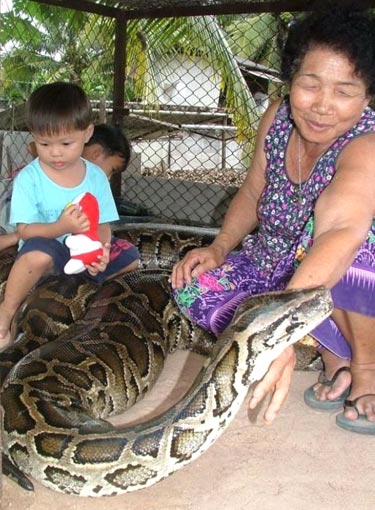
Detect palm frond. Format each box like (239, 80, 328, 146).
(126, 16, 258, 153)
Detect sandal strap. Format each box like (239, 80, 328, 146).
(344, 393, 375, 410)
(318, 366, 351, 386)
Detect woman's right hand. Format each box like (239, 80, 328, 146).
(171, 244, 226, 289)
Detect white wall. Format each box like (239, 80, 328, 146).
(134, 134, 246, 172)
(157, 55, 221, 108)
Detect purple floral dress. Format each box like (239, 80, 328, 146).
(173, 98, 375, 358)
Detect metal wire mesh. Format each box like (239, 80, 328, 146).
(0, 0, 294, 229)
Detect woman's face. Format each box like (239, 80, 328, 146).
(289, 46, 370, 147)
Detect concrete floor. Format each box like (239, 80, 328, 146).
(1, 350, 374, 510)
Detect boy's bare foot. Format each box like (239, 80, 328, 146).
(0, 302, 15, 349)
(0, 329, 11, 350)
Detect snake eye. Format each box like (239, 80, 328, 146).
(286, 314, 301, 333)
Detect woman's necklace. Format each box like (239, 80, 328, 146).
(293, 133, 314, 204)
(296, 133, 303, 203)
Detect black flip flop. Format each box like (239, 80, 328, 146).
(336, 394, 375, 435)
(304, 366, 351, 411)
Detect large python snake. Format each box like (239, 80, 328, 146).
(0, 224, 333, 497)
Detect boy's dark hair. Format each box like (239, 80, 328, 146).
(281, 1, 375, 96)
(85, 123, 132, 171)
(26, 82, 93, 135)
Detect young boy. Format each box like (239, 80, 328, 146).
(0, 82, 140, 347)
(0, 124, 130, 251)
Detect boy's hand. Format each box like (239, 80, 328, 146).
(86, 242, 110, 277)
(60, 204, 90, 234)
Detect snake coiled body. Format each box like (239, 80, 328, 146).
(0, 225, 332, 497)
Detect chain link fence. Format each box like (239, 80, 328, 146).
(0, 1, 295, 229)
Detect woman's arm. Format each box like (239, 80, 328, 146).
(249, 132, 375, 423)
(171, 99, 282, 289)
(288, 133, 375, 291)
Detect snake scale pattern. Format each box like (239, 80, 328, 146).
(0, 224, 332, 497)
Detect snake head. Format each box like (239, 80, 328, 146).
(227, 286, 333, 384)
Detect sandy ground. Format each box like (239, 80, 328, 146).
(1, 351, 375, 510)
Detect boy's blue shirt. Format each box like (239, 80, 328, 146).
(10, 157, 119, 245)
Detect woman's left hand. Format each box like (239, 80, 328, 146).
(86, 242, 111, 276)
(248, 345, 296, 423)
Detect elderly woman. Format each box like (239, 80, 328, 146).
(171, 4, 375, 434)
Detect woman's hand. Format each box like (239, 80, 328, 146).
(171, 244, 226, 289)
(248, 345, 296, 424)
(86, 242, 110, 277)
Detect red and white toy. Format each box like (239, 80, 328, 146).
(64, 192, 103, 275)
